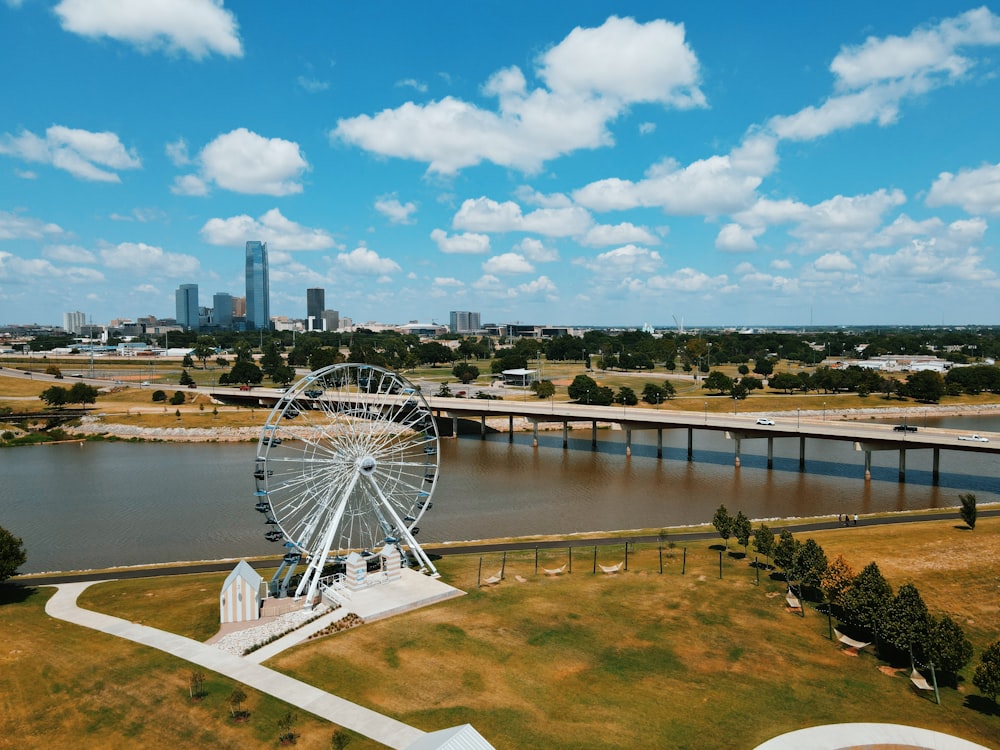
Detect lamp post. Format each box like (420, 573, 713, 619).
(704, 401, 707, 424)
(797, 408, 800, 429)
(733, 394, 737, 415)
(823, 401, 827, 421)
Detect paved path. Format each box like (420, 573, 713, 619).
(45, 581, 425, 750)
(752, 722, 992, 749)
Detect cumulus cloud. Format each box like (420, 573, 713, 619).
(396, 78, 428, 93)
(864, 239, 997, 285)
(200, 208, 335, 250)
(716, 223, 763, 252)
(297, 76, 330, 93)
(639, 122, 656, 135)
(578, 244, 662, 275)
(54, 0, 243, 59)
(374, 195, 418, 224)
(335, 246, 401, 275)
(581, 222, 658, 247)
(0, 125, 141, 182)
(926, 162, 1000, 214)
(573, 135, 775, 216)
(332, 16, 705, 174)
(99, 241, 200, 277)
(165, 138, 190, 166)
(646, 267, 728, 293)
(482, 252, 534, 275)
(0, 211, 63, 240)
(430, 229, 490, 254)
(814, 252, 857, 272)
(0, 251, 105, 283)
(453, 197, 593, 236)
(175, 128, 309, 196)
(513, 237, 559, 262)
(42, 244, 96, 263)
(769, 7, 1000, 141)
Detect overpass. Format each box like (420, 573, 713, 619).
(207, 385, 999, 483)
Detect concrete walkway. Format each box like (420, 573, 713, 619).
(45, 581, 425, 750)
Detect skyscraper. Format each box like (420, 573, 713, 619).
(213, 292, 233, 329)
(245, 241, 270, 331)
(306, 288, 325, 330)
(175, 284, 199, 330)
(449, 310, 480, 334)
(63, 310, 86, 335)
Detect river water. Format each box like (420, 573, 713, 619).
(3, 416, 997, 573)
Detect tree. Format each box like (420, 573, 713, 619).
(45, 364, 63, 377)
(531, 379, 555, 399)
(271, 364, 296, 386)
(753, 358, 774, 377)
(452, 362, 480, 384)
(260, 341, 284, 376)
(567, 374, 598, 402)
(702, 371, 733, 394)
(416, 342, 455, 366)
(881, 582, 930, 655)
(0, 525, 27, 582)
(67, 382, 98, 407)
(769, 373, 800, 394)
(840, 561, 892, 640)
(179, 369, 195, 386)
(973, 641, 1000, 704)
(733, 511, 752, 554)
(924, 616, 973, 686)
(170, 391, 185, 405)
(222, 360, 263, 385)
(331, 730, 352, 750)
(193, 336, 217, 368)
(712, 504, 734, 549)
(790, 538, 828, 591)
(959, 493, 977, 530)
(435, 382, 453, 398)
(820, 554, 855, 607)
(641, 381, 675, 405)
(615, 386, 638, 406)
(753, 524, 774, 567)
(182, 353, 195, 368)
(773, 529, 799, 573)
(228, 687, 248, 719)
(151, 390, 167, 402)
(189, 671, 206, 700)
(902, 370, 945, 403)
(277, 711, 298, 744)
(39, 385, 68, 408)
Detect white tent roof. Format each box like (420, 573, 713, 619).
(406, 724, 495, 750)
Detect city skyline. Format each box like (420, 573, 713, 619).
(2, 3, 1000, 328)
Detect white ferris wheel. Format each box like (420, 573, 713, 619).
(253, 363, 440, 605)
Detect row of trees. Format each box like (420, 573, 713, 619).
(710, 505, 999, 699)
(39, 383, 99, 408)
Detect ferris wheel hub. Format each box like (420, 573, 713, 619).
(358, 455, 377, 475)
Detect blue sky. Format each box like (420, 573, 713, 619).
(2, 1, 1000, 329)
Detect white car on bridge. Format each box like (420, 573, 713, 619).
(958, 434, 989, 442)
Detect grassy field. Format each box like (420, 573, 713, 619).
(5, 516, 998, 749)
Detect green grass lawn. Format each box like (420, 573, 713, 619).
(19, 515, 994, 749)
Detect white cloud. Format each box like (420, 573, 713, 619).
(374, 195, 418, 224)
(0, 125, 140, 182)
(433, 277, 464, 288)
(335, 246, 401, 275)
(171, 174, 208, 196)
(396, 78, 428, 93)
(646, 267, 728, 293)
(581, 222, 658, 247)
(864, 239, 997, 285)
(639, 122, 656, 135)
(926, 162, 1000, 214)
(483, 253, 534, 275)
(572, 136, 775, 216)
(716, 223, 762, 252)
(297, 76, 330, 93)
(814, 252, 856, 272)
(0, 211, 63, 240)
(54, 0, 243, 59)
(513, 237, 559, 262)
(200, 208, 335, 250)
(189, 128, 308, 196)
(42, 244, 96, 263)
(513, 186, 573, 208)
(578, 244, 662, 275)
(99, 241, 200, 277)
(514, 275, 557, 298)
(453, 197, 593, 236)
(770, 258, 792, 270)
(165, 138, 190, 166)
(332, 16, 705, 174)
(769, 7, 1000, 141)
(430, 229, 490, 254)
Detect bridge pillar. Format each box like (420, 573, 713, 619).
(898, 449, 906, 483)
(532, 421, 539, 448)
(687, 428, 693, 462)
(562, 422, 568, 450)
(480, 415, 486, 440)
(508, 415, 514, 443)
(452, 415, 459, 439)
(657, 429, 662, 459)
(591, 421, 597, 450)
(864, 450, 872, 481)
(767, 437, 773, 470)
(932, 448, 940, 483)
(625, 428, 632, 457)
(799, 436, 806, 470)
(734, 437, 741, 467)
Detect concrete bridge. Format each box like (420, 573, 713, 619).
(209, 385, 999, 483)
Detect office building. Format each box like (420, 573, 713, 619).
(213, 292, 233, 329)
(322, 310, 340, 332)
(245, 241, 270, 331)
(450, 310, 481, 334)
(63, 311, 86, 335)
(306, 288, 325, 330)
(175, 284, 199, 331)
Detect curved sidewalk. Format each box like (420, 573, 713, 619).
(45, 581, 424, 750)
(753, 722, 992, 750)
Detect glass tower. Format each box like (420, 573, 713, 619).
(306, 288, 325, 329)
(175, 284, 199, 330)
(245, 241, 270, 331)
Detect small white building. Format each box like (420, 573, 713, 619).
(501, 368, 538, 387)
(220, 559, 263, 624)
